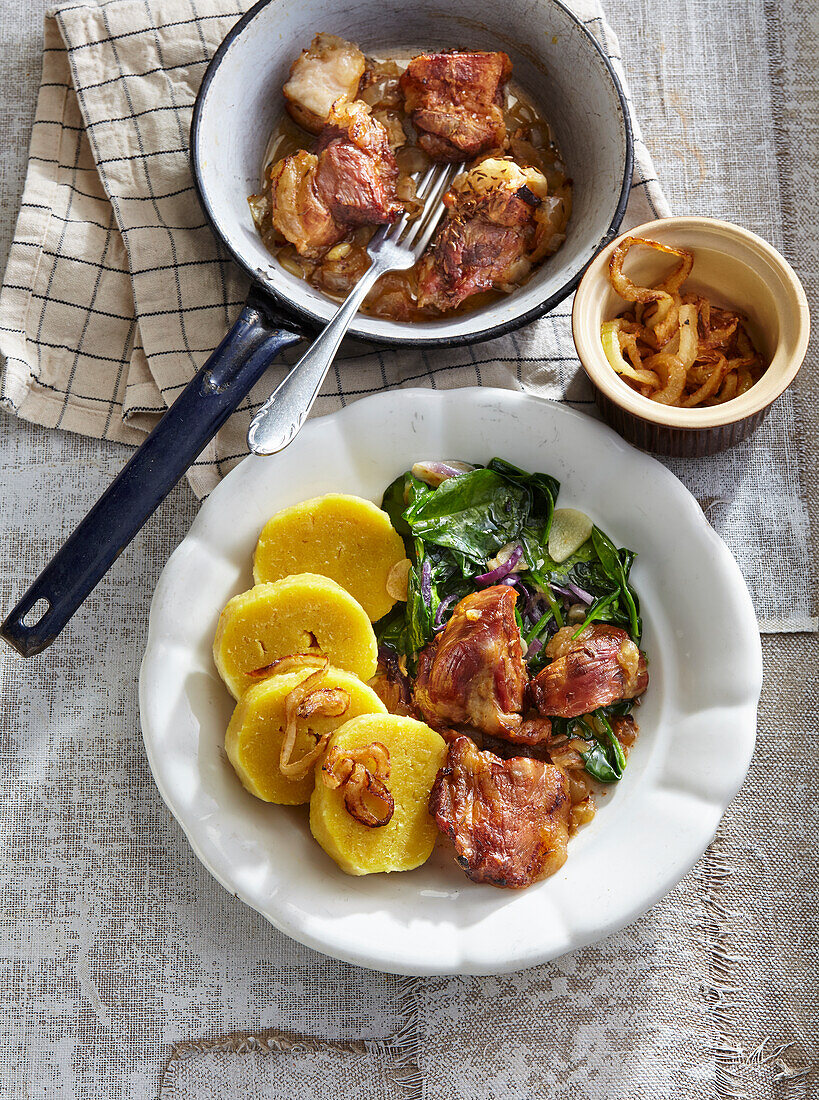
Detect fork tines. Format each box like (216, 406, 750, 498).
(384, 162, 464, 255)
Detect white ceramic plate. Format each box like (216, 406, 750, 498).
(139, 389, 762, 975)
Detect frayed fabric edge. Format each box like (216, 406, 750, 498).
(162, 976, 425, 1098)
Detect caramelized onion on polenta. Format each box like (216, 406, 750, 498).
(226, 661, 386, 804)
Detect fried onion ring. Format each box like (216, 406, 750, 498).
(321, 742, 394, 827)
(249, 652, 327, 678)
(645, 352, 687, 405)
(278, 658, 353, 780)
(681, 353, 728, 407)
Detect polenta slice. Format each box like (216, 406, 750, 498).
(253, 493, 407, 621)
(213, 573, 377, 699)
(226, 665, 386, 805)
(310, 714, 447, 876)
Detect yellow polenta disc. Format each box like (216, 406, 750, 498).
(310, 714, 447, 876)
(213, 573, 377, 699)
(253, 494, 407, 621)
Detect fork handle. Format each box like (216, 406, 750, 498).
(247, 256, 387, 455)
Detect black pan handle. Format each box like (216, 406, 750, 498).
(1, 288, 305, 657)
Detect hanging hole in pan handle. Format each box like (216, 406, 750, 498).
(3, 592, 57, 656)
(22, 598, 52, 629)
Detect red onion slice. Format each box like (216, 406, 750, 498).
(433, 594, 457, 630)
(411, 461, 474, 488)
(420, 559, 432, 606)
(475, 544, 524, 585)
(548, 580, 593, 606)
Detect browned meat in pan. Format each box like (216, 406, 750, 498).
(416, 220, 528, 312)
(413, 585, 526, 739)
(267, 151, 345, 259)
(315, 99, 402, 226)
(530, 624, 648, 719)
(416, 158, 549, 310)
(399, 51, 512, 160)
(266, 100, 401, 257)
(429, 735, 570, 887)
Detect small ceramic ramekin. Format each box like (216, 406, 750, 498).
(572, 216, 810, 456)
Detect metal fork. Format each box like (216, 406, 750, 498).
(247, 161, 461, 456)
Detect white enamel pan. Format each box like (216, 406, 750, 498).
(1, 0, 632, 657)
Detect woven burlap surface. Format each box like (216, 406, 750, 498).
(0, 0, 817, 1096)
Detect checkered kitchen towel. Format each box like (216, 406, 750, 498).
(0, 0, 814, 630)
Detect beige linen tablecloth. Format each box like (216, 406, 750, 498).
(0, 0, 817, 1096)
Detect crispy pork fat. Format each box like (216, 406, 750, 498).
(429, 735, 570, 888)
(283, 33, 366, 133)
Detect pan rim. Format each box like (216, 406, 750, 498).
(189, 0, 634, 348)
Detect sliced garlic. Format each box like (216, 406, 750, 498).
(548, 508, 593, 564)
(386, 558, 411, 602)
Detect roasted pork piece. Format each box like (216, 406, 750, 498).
(529, 624, 648, 719)
(429, 735, 570, 888)
(416, 158, 549, 311)
(283, 33, 366, 133)
(399, 51, 512, 160)
(314, 99, 402, 227)
(414, 585, 527, 739)
(267, 100, 401, 257)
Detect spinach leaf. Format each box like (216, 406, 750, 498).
(567, 559, 620, 595)
(374, 605, 408, 655)
(404, 534, 473, 664)
(380, 472, 412, 537)
(405, 471, 431, 510)
(380, 471, 441, 664)
(582, 740, 624, 783)
(487, 458, 560, 539)
(590, 526, 642, 642)
(549, 715, 587, 740)
(404, 468, 530, 562)
(581, 711, 627, 783)
(488, 458, 560, 568)
(536, 538, 597, 577)
(590, 525, 622, 577)
(548, 712, 629, 783)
